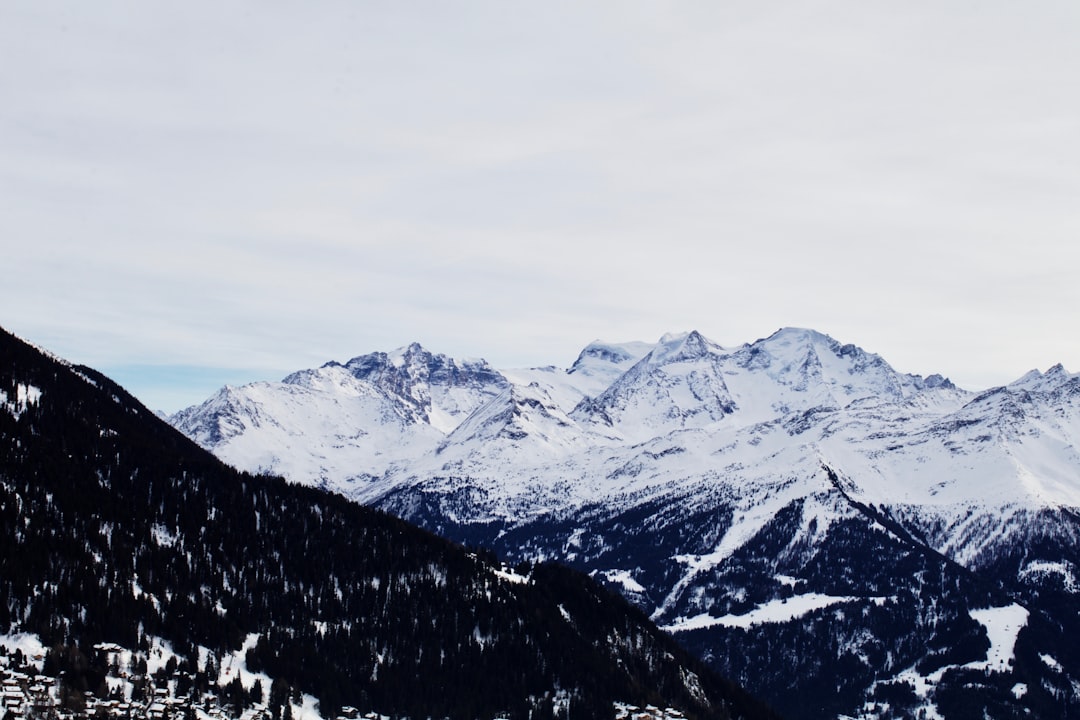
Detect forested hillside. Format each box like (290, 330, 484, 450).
(0, 325, 776, 720)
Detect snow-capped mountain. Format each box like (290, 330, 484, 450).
(338, 342, 509, 431)
(503, 339, 653, 415)
(1, 323, 776, 720)
(170, 343, 509, 490)
(172, 327, 1080, 719)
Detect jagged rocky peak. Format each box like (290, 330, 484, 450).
(1009, 363, 1075, 393)
(964, 364, 1077, 421)
(733, 327, 927, 403)
(569, 340, 654, 374)
(345, 342, 507, 389)
(445, 383, 571, 444)
(280, 361, 371, 394)
(750, 328, 956, 389)
(570, 330, 739, 441)
(920, 373, 957, 390)
(170, 383, 263, 446)
(746, 327, 847, 361)
(647, 330, 722, 366)
(334, 342, 510, 430)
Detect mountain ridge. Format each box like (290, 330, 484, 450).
(174, 327, 1080, 509)
(171, 327, 1080, 719)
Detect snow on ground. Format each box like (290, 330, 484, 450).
(598, 569, 646, 594)
(0, 631, 328, 720)
(93, 636, 181, 701)
(613, 702, 688, 719)
(293, 691, 325, 720)
(1041, 653, 1064, 672)
(492, 565, 530, 585)
(0, 383, 42, 419)
(881, 603, 1030, 720)
(1019, 560, 1079, 592)
(211, 634, 326, 720)
(967, 604, 1029, 672)
(0, 631, 46, 669)
(145, 636, 177, 676)
(653, 461, 834, 621)
(662, 594, 887, 632)
(216, 634, 270, 699)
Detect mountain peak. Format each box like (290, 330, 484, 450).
(436, 382, 586, 462)
(759, 326, 834, 348)
(751, 327, 891, 370)
(648, 330, 719, 365)
(1009, 363, 1075, 393)
(922, 373, 957, 391)
(569, 340, 653, 375)
(386, 341, 429, 367)
(338, 344, 509, 432)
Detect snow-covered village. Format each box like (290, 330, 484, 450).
(1, 635, 686, 720)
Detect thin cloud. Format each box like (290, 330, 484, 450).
(2, 1, 1078, 411)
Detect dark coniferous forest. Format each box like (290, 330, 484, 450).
(0, 325, 778, 720)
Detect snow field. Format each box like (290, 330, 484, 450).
(0, 632, 46, 670)
(0, 383, 42, 420)
(967, 604, 1029, 672)
(662, 594, 890, 633)
(877, 603, 1030, 720)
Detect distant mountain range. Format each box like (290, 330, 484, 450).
(0, 324, 776, 720)
(172, 327, 1080, 719)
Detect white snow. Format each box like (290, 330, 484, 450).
(0, 631, 46, 668)
(883, 602, 1030, 720)
(613, 702, 689, 719)
(598, 569, 645, 594)
(1, 383, 42, 419)
(93, 635, 181, 684)
(145, 636, 178, 676)
(151, 524, 179, 547)
(171, 369, 446, 490)
(491, 565, 530, 585)
(1019, 560, 1078, 592)
(967, 604, 1029, 672)
(292, 691, 326, 720)
(1041, 653, 1063, 671)
(662, 593, 888, 632)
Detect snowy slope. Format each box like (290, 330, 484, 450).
(339, 342, 509, 432)
(501, 339, 654, 417)
(172, 327, 1080, 532)
(170, 343, 512, 489)
(169, 364, 444, 489)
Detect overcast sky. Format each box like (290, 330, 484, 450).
(3, 1, 1078, 412)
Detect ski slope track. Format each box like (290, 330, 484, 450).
(174, 327, 1080, 720)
